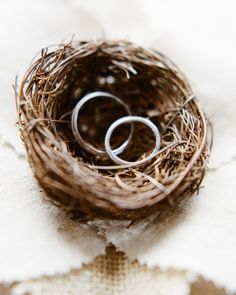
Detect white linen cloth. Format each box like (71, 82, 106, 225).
(0, 0, 235, 293)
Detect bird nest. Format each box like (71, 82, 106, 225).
(17, 40, 210, 220)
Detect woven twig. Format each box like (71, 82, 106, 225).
(16, 40, 210, 219)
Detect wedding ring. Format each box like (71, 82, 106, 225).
(104, 116, 161, 165)
(71, 91, 133, 156)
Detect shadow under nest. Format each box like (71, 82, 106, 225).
(17, 40, 210, 220)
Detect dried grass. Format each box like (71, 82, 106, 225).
(16, 40, 210, 219)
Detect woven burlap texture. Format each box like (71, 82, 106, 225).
(0, 247, 229, 295)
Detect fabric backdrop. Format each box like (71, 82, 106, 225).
(0, 0, 235, 294)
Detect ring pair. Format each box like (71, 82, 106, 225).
(71, 91, 161, 166)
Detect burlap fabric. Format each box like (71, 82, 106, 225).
(0, 247, 230, 295)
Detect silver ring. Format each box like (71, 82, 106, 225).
(105, 116, 161, 165)
(71, 91, 133, 156)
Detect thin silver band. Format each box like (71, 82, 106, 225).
(71, 91, 133, 156)
(104, 116, 161, 165)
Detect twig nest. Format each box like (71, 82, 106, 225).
(17, 40, 210, 220)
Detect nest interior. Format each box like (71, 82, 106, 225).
(17, 40, 209, 219)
